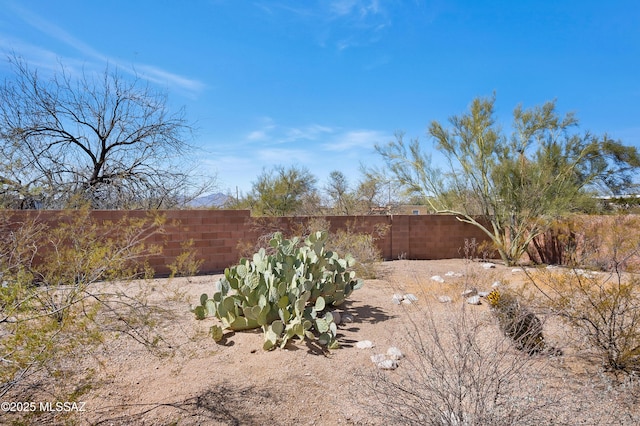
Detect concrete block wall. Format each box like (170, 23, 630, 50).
(1, 210, 491, 275)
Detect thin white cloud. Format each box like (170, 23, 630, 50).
(3, 2, 205, 95)
(322, 130, 389, 151)
(330, 0, 379, 17)
(244, 120, 334, 145)
(131, 64, 206, 94)
(252, 0, 389, 52)
(257, 147, 313, 163)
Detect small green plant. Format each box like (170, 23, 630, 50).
(196, 231, 363, 350)
(168, 239, 204, 278)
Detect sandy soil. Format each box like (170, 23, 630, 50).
(7, 259, 640, 425)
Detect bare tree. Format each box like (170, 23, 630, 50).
(0, 55, 213, 209)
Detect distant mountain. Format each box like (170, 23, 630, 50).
(188, 192, 230, 208)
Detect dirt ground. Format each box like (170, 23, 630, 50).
(7, 259, 640, 425)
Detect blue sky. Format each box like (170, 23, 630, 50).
(1, 0, 639, 196)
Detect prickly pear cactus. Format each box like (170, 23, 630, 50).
(195, 231, 363, 350)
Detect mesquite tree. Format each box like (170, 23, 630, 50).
(0, 56, 210, 209)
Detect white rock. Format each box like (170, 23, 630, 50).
(402, 298, 412, 304)
(478, 291, 489, 297)
(342, 313, 355, 323)
(466, 295, 481, 305)
(482, 263, 496, 269)
(575, 268, 597, 278)
(431, 275, 445, 283)
(403, 293, 418, 302)
(511, 268, 524, 273)
(438, 295, 452, 303)
(491, 281, 501, 288)
(461, 288, 477, 297)
(392, 294, 404, 305)
(376, 359, 398, 370)
(387, 347, 404, 360)
(356, 340, 374, 349)
(370, 354, 386, 364)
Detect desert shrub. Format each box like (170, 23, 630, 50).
(327, 221, 387, 279)
(527, 215, 640, 373)
(0, 209, 167, 398)
(576, 215, 640, 272)
(168, 239, 204, 278)
(528, 215, 640, 271)
(529, 267, 640, 374)
(196, 231, 363, 350)
(238, 216, 386, 279)
(362, 301, 559, 425)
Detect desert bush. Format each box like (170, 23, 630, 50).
(528, 215, 640, 271)
(239, 216, 386, 279)
(326, 221, 387, 279)
(168, 239, 204, 278)
(362, 301, 559, 425)
(196, 231, 363, 350)
(527, 216, 640, 373)
(0, 209, 167, 398)
(528, 267, 640, 374)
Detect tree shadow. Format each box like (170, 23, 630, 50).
(341, 301, 395, 324)
(334, 301, 396, 348)
(91, 385, 285, 426)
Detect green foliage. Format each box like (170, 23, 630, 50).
(375, 95, 640, 265)
(197, 231, 363, 350)
(0, 209, 166, 398)
(324, 171, 392, 215)
(234, 165, 318, 216)
(168, 239, 204, 278)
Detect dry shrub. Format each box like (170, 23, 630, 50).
(167, 239, 204, 277)
(525, 214, 640, 374)
(236, 216, 386, 279)
(361, 301, 560, 425)
(236, 216, 284, 258)
(328, 221, 387, 279)
(528, 267, 640, 374)
(575, 215, 640, 272)
(0, 209, 169, 401)
(529, 215, 640, 271)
